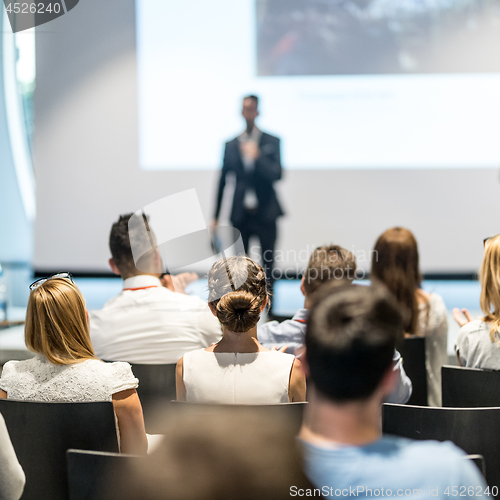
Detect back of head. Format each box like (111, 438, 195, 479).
(480, 235, 500, 342)
(303, 245, 357, 296)
(371, 227, 421, 334)
(108, 408, 312, 500)
(208, 256, 268, 333)
(25, 278, 95, 364)
(244, 94, 259, 109)
(306, 284, 403, 402)
(109, 213, 160, 277)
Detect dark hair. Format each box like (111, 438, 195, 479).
(306, 284, 403, 402)
(208, 256, 268, 333)
(107, 408, 314, 500)
(371, 227, 424, 335)
(109, 213, 159, 276)
(243, 95, 259, 109)
(303, 245, 357, 296)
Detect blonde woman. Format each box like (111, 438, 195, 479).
(0, 274, 147, 455)
(455, 235, 500, 368)
(176, 257, 306, 404)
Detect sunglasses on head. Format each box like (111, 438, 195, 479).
(484, 235, 500, 247)
(29, 272, 74, 291)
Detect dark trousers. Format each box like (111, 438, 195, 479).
(233, 211, 277, 286)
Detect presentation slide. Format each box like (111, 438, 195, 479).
(33, 0, 500, 274)
(137, 0, 500, 171)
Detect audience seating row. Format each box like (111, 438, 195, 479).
(383, 404, 500, 491)
(0, 398, 307, 500)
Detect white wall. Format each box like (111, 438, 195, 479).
(0, 6, 34, 307)
(34, 0, 500, 274)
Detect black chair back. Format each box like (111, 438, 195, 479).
(127, 363, 177, 432)
(67, 449, 141, 500)
(383, 403, 500, 490)
(129, 363, 177, 403)
(0, 400, 119, 500)
(169, 401, 307, 434)
(400, 336, 428, 406)
(442, 365, 500, 408)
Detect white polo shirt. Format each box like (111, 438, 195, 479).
(89, 275, 222, 364)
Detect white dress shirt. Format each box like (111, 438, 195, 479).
(238, 127, 262, 209)
(89, 275, 222, 364)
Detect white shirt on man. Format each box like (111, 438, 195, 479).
(238, 127, 261, 209)
(89, 275, 222, 364)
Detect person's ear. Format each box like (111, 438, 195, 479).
(300, 276, 306, 297)
(208, 302, 217, 317)
(109, 258, 121, 276)
(261, 296, 268, 312)
(85, 309, 89, 324)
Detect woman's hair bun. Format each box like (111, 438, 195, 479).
(216, 290, 261, 333)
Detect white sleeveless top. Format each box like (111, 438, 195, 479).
(0, 354, 138, 402)
(183, 349, 295, 404)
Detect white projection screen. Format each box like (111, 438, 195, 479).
(34, 0, 500, 275)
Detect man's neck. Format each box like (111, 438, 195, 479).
(121, 272, 161, 281)
(299, 387, 383, 448)
(245, 122, 255, 135)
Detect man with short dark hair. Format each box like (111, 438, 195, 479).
(89, 213, 222, 364)
(299, 284, 486, 498)
(212, 95, 283, 285)
(258, 245, 411, 403)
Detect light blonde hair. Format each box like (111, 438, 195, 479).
(480, 235, 500, 343)
(25, 278, 96, 364)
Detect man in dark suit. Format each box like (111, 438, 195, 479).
(212, 95, 283, 285)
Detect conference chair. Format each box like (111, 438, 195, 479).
(442, 365, 500, 408)
(67, 449, 141, 500)
(399, 336, 428, 406)
(128, 363, 177, 431)
(382, 403, 500, 490)
(0, 399, 119, 500)
(169, 401, 307, 434)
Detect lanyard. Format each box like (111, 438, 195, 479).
(123, 286, 160, 291)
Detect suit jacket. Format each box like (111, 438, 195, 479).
(214, 132, 284, 226)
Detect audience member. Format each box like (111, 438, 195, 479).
(0, 413, 25, 500)
(299, 283, 487, 498)
(455, 234, 500, 368)
(372, 228, 448, 406)
(0, 275, 147, 454)
(258, 245, 412, 404)
(107, 408, 314, 500)
(90, 213, 222, 364)
(176, 256, 306, 403)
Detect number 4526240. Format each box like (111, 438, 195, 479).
(5, 3, 61, 14)
(444, 485, 498, 496)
